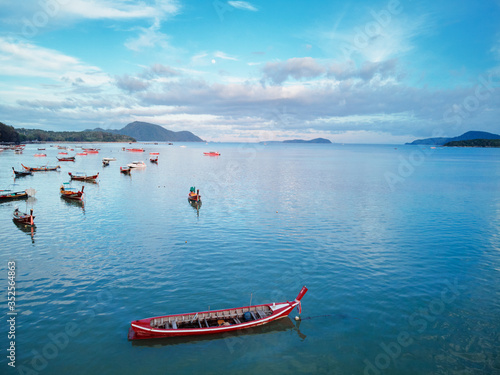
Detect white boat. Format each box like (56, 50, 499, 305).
(127, 161, 146, 168)
(102, 157, 116, 162)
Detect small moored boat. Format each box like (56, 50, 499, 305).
(129, 286, 308, 340)
(60, 184, 84, 200)
(12, 167, 33, 177)
(127, 161, 146, 168)
(120, 166, 131, 175)
(22, 164, 60, 172)
(150, 156, 158, 163)
(126, 148, 145, 152)
(0, 190, 29, 201)
(57, 156, 75, 162)
(204, 151, 220, 156)
(34, 153, 47, 157)
(68, 172, 99, 182)
(188, 187, 201, 202)
(13, 208, 35, 226)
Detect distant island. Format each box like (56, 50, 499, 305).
(407, 131, 500, 146)
(94, 121, 204, 142)
(444, 139, 500, 148)
(260, 138, 331, 144)
(0, 122, 135, 143)
(283, 138, 331, 143)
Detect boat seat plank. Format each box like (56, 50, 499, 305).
(257, 310, 266, 319)
(197, 319, 202, 329)
(204, 319, 209, 328)
(233, 317, 241, 324)
(172, 321, 177, 329)
(250, 312, 257, 321)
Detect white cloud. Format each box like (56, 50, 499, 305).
(214, 51, 238, 61)
(124, 19, 170, 52)
(227, 1, 258, 12)
(0, 37, 106, 86)
(59, 0, 179, 20)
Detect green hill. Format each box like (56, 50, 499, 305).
(408, 131, 500, 145)
(98, 121, 204, 142)
(16, 128, 136, 142)
(0, 122, 20, 143)
(444, 139, 500, 148)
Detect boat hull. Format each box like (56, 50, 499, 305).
(0, 191, 28, 201)
(129, 286, 307, 340)
(68, 172, 98, 181)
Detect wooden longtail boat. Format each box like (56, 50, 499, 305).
(57, 156, 75, 161)
(12, 167, 32, 177)
(126, 148, 145, 152)
(60, 184, 84, 200)
(188, 187, 201, 202)
(129, 286, 308, 340)
(204, 151, 220, 156)
(21, 164, 60, 172)
(13, 208, 35, 226)
(76, 152, 87, 156)
(0, 190, 28, 201)
(128, 161, 146, 168)
(68, 172, 99, 181)
(34, 153, 46, 157)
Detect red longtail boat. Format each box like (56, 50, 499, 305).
(60, 184, 84, 200)
(203, 151, 220, 156)
(188, 187, 201, 202)
(13, 208, 35, 226)
(22, 164, 60, 172)
(57, 156, 75, 162)
(68, 172, 99, 181)
(129, 286, 308, 340)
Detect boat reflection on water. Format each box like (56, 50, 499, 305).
(130, 316, 305, 347)
(61, 197, 85, 212)
(189, 199, 202, 216)
(13, 220, 36, 243)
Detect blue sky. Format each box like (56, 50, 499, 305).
(0, 0, 499, 143)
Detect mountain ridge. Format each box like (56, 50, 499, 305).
(407, 131, 500, 145)
(97, 121, 204, 142)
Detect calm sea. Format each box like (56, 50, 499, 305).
(1, 142, 499, 374)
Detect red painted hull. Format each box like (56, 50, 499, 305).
(68, 172, 98, 181)
(13, 209, 35, 226)
(60, 185, 84, 200)
(22, 164, 60, 172)
(129, 286, 307, 340)
(127, 148, 145, 152)
(57, 157, 75, 161)
(188, 193, 200, 202)
(204, 152, 220, 156)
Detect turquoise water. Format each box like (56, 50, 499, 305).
(1, 143, 499, 374)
